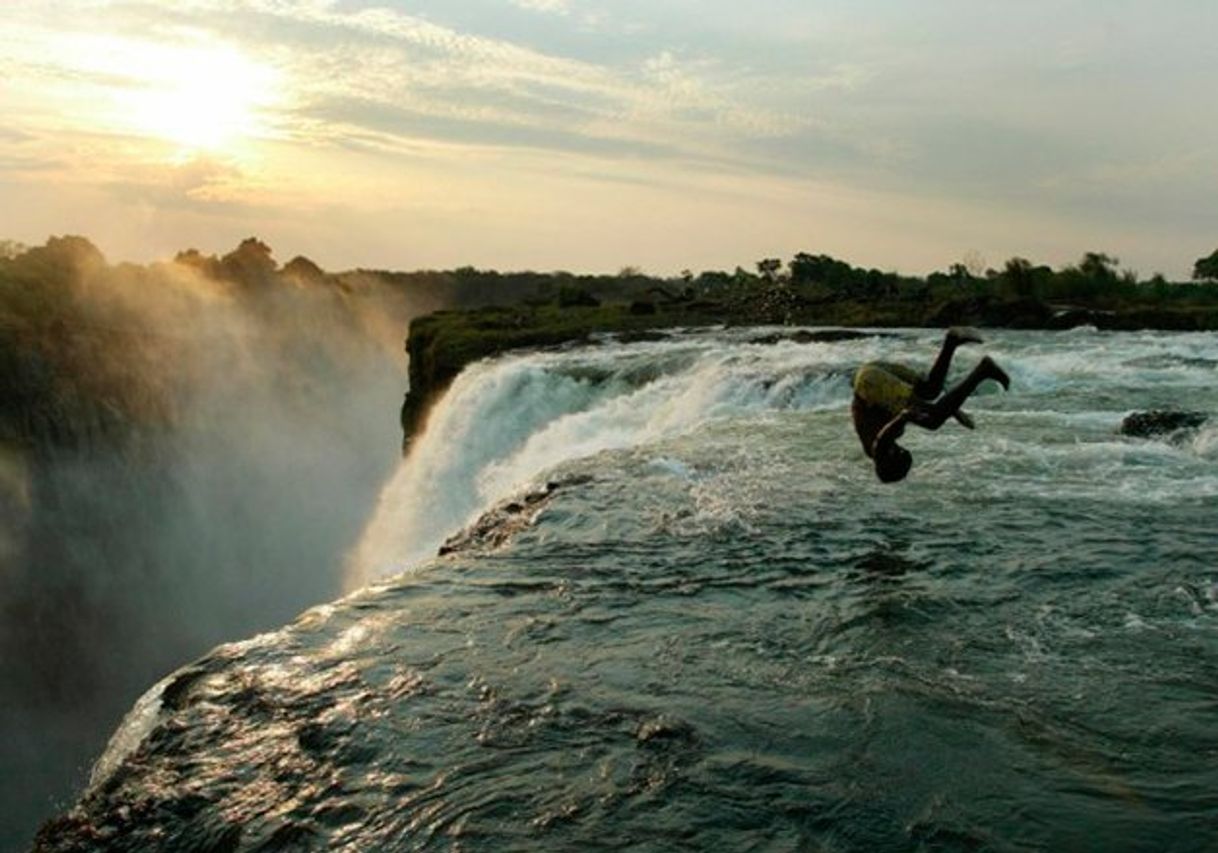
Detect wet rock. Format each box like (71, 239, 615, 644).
(1046, 306, 1114, 330)
(438, 475, 593, 556)
(635, 714, 697, 747)
(614, 330, 669, 343)
(1118, 409, 1209, 438)
(749, 328, 890, 345)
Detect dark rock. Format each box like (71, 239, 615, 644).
(438, 475, 593, 556)
(1119, 409, 1209, 438)
(749, 328, 890, 346)
(1045, 306, 1114, 330)
(635, 714, 698, 748)
(988, 298, 1055, 328)
(614, 330, 669, 344)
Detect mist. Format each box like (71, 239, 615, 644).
(0, 238, 419, 850)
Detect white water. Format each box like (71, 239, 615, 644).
(345, 328, 1218, 590)
(346, 334, 860, 588)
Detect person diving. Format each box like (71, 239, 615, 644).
(852, 328, 1010, 483)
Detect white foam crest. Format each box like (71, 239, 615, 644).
(937, 432, 1218, 504)
(347, 339, 851, 587)
(982, 409, 1126, 429)
(478, 354, 839, 499)
(1188, 423, 1218, 459)
(990, 331, 1218, 395)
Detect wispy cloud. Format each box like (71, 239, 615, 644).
(2, 0, 1216, 278)
(509, 0, 571, 15)
(2, 0, 865, 189)
(246, 0, 806, 154)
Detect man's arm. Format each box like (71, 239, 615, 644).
(872, 409, 910, 458)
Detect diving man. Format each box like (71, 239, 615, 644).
(852, 328, 1010, 483)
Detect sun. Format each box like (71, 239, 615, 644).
(126, 45, 278, 151)
(122, 42, 279, 152)
(69, 34, 280, 153)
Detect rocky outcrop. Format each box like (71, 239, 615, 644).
(437, 476, 592, 556)
(1118, 410, 1210, 439)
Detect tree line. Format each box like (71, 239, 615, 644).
(4, 236, 1218, 327)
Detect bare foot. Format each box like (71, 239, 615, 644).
(954, 409, 976, 429)
(981, 356, 1011, 390)
(947, 326, 983, 346)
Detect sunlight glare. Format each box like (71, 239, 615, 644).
(67, 34, 280, 153)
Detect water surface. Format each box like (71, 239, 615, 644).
(49, 329, 1218, 851)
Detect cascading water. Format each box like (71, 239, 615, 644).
(347, 331, 864, 588)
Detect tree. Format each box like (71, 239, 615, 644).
(695, 270, 732, 293)
(175, 248, 223, 278)
(16, 235, 106, 281)
(962, 250, 987, 278)
(557, 285, 599, 308)
(282, 255, 325, 283)
(221, 237, 277, 287)
(1192, 249, 1218, 282)
(1078, 251, 1119, 283)
(0, 239, 27, 260)
(948, 263, 972, 283)
(756, 258, 783, 282)
(789, 252, 855, 295)
(1148, 273, 1171, 299)
(1002, 257, 1036, 298)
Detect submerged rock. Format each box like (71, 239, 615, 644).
(1118, 409, 1209, 439)
(438, 475, 593, 556)
(747, 328, 891, 346)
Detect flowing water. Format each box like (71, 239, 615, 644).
(46, 329, 1218, 851)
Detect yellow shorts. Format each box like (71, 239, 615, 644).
(852, 362, 918, 413)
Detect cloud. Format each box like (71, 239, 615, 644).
(509, 0, 570, 15)
(3, 0, 853, 188)
(4, 0, 1217, 278)
(115, 1, 809, 159)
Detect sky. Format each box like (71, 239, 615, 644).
(1, 0, 1216, 277)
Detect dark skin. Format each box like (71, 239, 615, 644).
(863, 329, 1011, 482)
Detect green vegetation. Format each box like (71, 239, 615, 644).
(5, 233, 1218, 449)
(0, 236, 413, 453)
(398, 246, 1218, 440)
(1194, 248, 1218, 283)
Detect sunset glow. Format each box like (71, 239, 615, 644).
(66, 34, 280, 153)
(1, 1, 1216, 276)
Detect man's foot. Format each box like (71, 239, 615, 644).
(980, 356, 1011, 390)
(954, 409, 976, 429)
(947, 326, 983, 346)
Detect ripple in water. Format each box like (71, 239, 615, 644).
(41, 329, 1218, 851)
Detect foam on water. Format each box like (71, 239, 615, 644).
(346, 335, 859, 588)
(347, 329, 1218, 589)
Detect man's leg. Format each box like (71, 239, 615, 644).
(908, 356, 1009, 430)
(915, 327, 984, 398)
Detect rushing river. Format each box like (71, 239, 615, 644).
(43, 328, 1218, 851)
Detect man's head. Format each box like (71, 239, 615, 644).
(875, 444, 912, 483)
